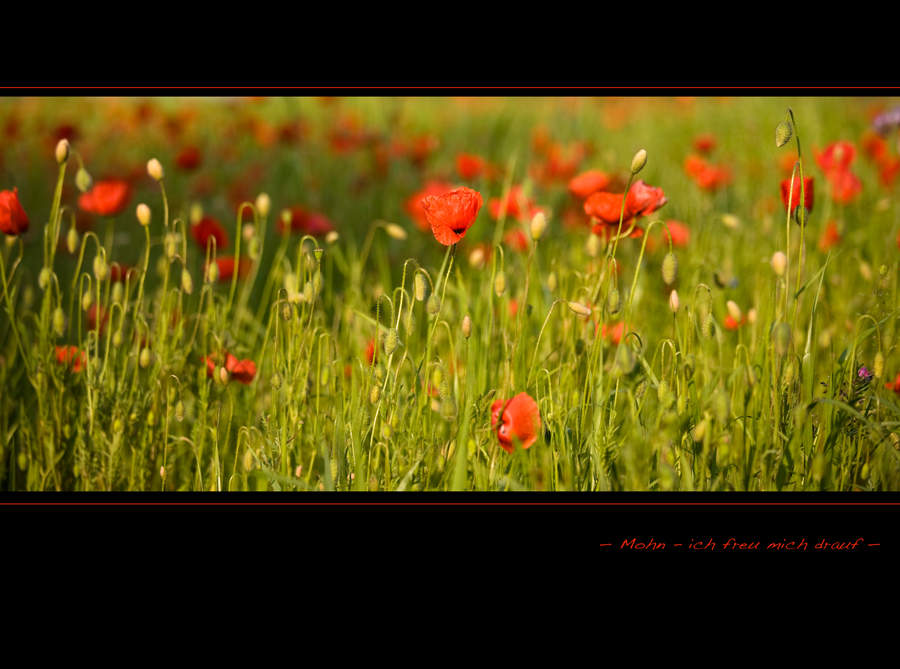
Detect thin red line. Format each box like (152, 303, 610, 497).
(1, 502, 899, 506)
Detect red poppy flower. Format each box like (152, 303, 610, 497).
(885, 371, 900, 395)
(175, 146, 201, 170)
(88, 304, 109, 335)
(490, 392, 541, 454)
(365, 338, 378, 365)
(568, 170, 612, 200)
(191, 216, 229, 251)
(207, 257, 251, 282)
(861, 132, 888, 163)
(108, 264, 136, 283)
(55, 345, 86, 372)
(880, 157, 900, 188)
(693, 133, 717, 154)
(0, 188, 29, 235)
(584, 180, 667, 235)
(456, 153, 486, 180)
(78, 180, 132, 217)
(202, 351, 257, 385)
(404, 181, 455, 232)
(276, 206, 335, 236)
(684, 155, 731, 191)
(488, 185, 536, 221)
(780, 176, 814, 217)
(624, 180, 668, 218)
(724, 314, 747, 330)
(815, 141, 857, 173)
(421, 186, 483, 246)
(504, 228, 530, 252)
(827, 169, 862, 205)
(584, 191, 630, 227)
(596, 321, 625, 345)
(817, 221, 841, 252)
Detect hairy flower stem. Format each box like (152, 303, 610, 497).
(228, 203, 257, 331)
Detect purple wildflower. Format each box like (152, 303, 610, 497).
(858, 366, 873, 382)
(872, 106, 900, 138)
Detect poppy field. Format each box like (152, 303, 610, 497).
(2, 95, 900, 492)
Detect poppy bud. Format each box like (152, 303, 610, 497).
(432, 365, 444, 390)
(384, 328, 399, 355)
(530, 212, 547, 241)
(325, 230, 339, 245)
(140, 348, 152, 368)
(547, 271, 558, 292)
(111, 281, 124, 304)
(783, 361, 795, 388)
(726, 300, 742, 322)
(427, 293, 442, 315)
(662, 253, 678, 285)
(189, 203, 203, 225)
(370, 384, 382, 404)
(669, 289, 679, 313)
(635, 378, 647, 398)
(773, 322, 791, 355)
(468, 246, 486, 268)
(39, 268, 52, 292)
(67, 226, 79, 254)
(53, 307, 66, 337)
(282, 302, 292, 321)
(55, 139, 69, 165)
(175, 400, 185, 422)
(721, 213, 740, 229)
(181, 268, 193, 295)
(462, 315, 472, 339)
(414, 273, 427, 301)
(684, 353, 696, 379)
(677, 391, 689, 416)
(747, 308, 757, 325)
(658, 379, 673, 408)
(206, 261, 219, 284)
(93, 256, 109, 282)
(113, 330, 123, 347)
(607, 289, 621, 315)
(494, 272, 507, 297)
(771, 251, 787, 276)
(75, 168, 92, 193)
(586, 233, 601, 258)
(255, 192, 270, 217)
(270, 372, 283, 390)
(702, 313, 716, 339)
(405, 311, 416, 337)
(775, 121, 793, 148)
(147, 158, 165, 181)
(248, 236, 261, 260)
(631, 149, 647, 175)
(218, 366, 229, 385)
(384, 223, 408, 240)
(136, 203, 151, 226)
(81, 290, 93, 312)
(567, 302, 592, 317)
(243, 449, 254, 472)
(875, 351, 885, 378)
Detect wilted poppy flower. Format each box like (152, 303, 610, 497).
(207, 257, 251, 282)
(568, 169, 612, 200)
(491, 392, 541, 454)
(456, 153, 486, 180)
(55, 345, 86, 372)
(421, 186, 483, 245)
(780, 176, 814, 218)
(202, 351, 257, 384)
(276, 206, 335, 236)
(191, 216, 229, 251)
(404, 181, 455, 232)
(78, 180, 132, 217)
(885, 371, 900, 394)
(175, 146, 201, 170)
(0, 188, 29, 235)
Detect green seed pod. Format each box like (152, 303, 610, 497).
(494, 271, 507, 297)
(66, 226, 79, 254)
(861, 462, 869, 480)
(93, 256, 109, 282)
(320, 368, 330, 386)
(175, 400, 185, 422)
(384, 327, 399, 355)
(370, 384, 382, 404)
(775, 120, 794, 148)
(247, 236, 261, 260)
(81, 290, 93, 312)
(783, 361, 795, 389)
(432, 365, 444, 389)
(607, 288, 621, 315)
(181, 268, 193, 295)
(677, 392, 689, 416)
(53, 307, 66, 337)
(282, 302, 292, 321)
(113, 331, 123, 347)
(773, 322, 791, 356)
(701, 313, 716, 340)
(111, 281, 124, 304)
(140, 348, 152, 369)
(243, 449, 254, 472)
(270, 372, 282, 390)
(658, 379, 674, 408)
(441, 397, 457, 421)
(635, 378, 647, 399)
(875, 351, 885, 379)
(75, 167, 93, 193)
(414, 273, 427, 301)
(17, 452, 27, 471)
(303, 281, 313, 303)
(314, 248, 324, 261)
(427, 293, 442, 315)
(662, 253, 678, 286)
(38, 268, 52, 292)
(405, 311, 416, 337)
(684, 353, 696, 379)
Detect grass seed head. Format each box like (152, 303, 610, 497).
(243, 449, 253, 472)
(635, 378, 647, 398)
(270, 372, 282, 390)
(175, 400, 185, 422)
(303, 281, 313, 303)
(462, 314, 472, 339)
(662, 253, 678, 285)
(282, 302, 292, 321)
(658, 379, 674, 408)
(631, 149, 647, 175)
(701, 313, 716, 339)
(369, 384, 381, 404)
(684, 353, 695, 379)
(775, 121, 793, 148)
(677, 391, 689, 416)
(783, 361, 795, 389)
